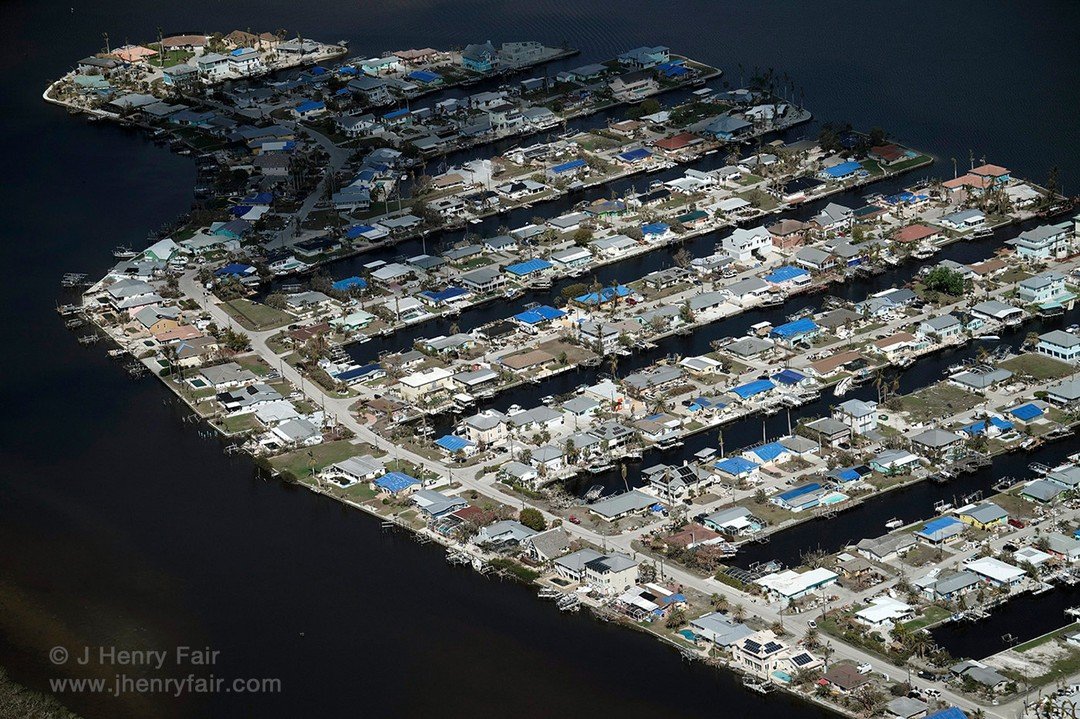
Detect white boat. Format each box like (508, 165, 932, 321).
(977, 334, 1000, 341)
(885, 518, 903, 530)
(833, 375, 854, 397)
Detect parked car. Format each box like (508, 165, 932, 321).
(856, 663, 872, 674)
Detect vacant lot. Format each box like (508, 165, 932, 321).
(221, 299, 295, 331)
(1000, 352, 1076, 380)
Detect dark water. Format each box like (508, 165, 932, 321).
(2, 1, 1079, 717)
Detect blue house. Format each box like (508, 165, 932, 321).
(713, 456, 759, 481)
(820, 161, 865, 180)
(374, 472, 421, 495)
(514, 305, 566, 327)
(331, 276, 367, 292)
(731, 379, 775, 399)
(505, 258, 553, 277)
(461, 41, 497, 72)
(770, 318, 821, 345)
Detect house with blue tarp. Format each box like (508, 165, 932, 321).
(642, 222, 670, 239)
(214, 263, 256, 278)
(770, 318, 821, 345)
(547, 158, 588, 178)
(574, 285, 631, 306)
(763, 265, 811, 286)
(1009, 403, 1044, 422)
(294, 100, 326, 118)
(772, 482, 825, 511)
(830, 467, 863, 483)
(746, 442, 788, 464)
(407, 69, 442, 85)
(505, 258, 552, 276)
(374, 471, 421, 495)
(772, 369, 806, 386)
(513, 305, 565, 327)
(731, 379, 775, 399)
(419, 287, 470, 305)
(688, 397, 727, 413)
(714, 456, 759, 480)
(435, 435, 476, 456)
(820, 161, 865, 180)
(617, 148, 652, 163)
(656, 61, 689, 78)
(336, 363, 384, 383)
(331, 276, 367, 292)
(961, 416, 1014, 437)
(916, 516, 966, 544)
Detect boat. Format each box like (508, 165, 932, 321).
(586, 461, 614, 475)
(112, 246, 137, 259)
(583, 484, 605, 501)
(504, 288, 525, 300)
(538, 587, 562, 600)
(885, 518, 903, 530)
(758, 294, 785, 309)
(541, 395, 555, 405)
(977, 334, 1000, 341)
(970, 227, 993, 238)
(833, 376, 854, 397)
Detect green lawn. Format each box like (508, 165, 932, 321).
(888, 154, 933, 172)
(221, 299, 295, 331)
(901, 605, 952, 632)
(222, 413, 261, 434)
(894, 383, 983, 423)
(270, 440, 358, 479)
(1015, 623, 1079, 653)
(1000, 353, 1076, 381)
(736, 188, 778, 211)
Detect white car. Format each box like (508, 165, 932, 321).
(857, 663, 872, 675)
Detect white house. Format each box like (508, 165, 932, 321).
(722, 226, 772, 263)
(1037, 330, 1080, 364)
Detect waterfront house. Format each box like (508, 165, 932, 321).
(270, 418, 322, 447)
(1007, 222, 1073, 260)
(522, 528, 570, 563)
(199, 362, 259, 390)
(704, 115, 751, 141)
(475, 520, 536, 547)
(939, 208, 986, 231)
(412, 488, 468, 518)
(957, 502, 1008, 530)
(833, 399, 878, 435)
(802, 417, 851, 447)
(689, 613, 754, 648)
(617, 46, 670, 69)
(910, 428, 965, 462)
(584, 553, 639, 594)
(588, 491, 655, 522)
(461, 41, 497, 72)
(733, 630, 789, 677)
(1017, 272, 1068, 305)
(1037, 330, 1080, 364)
(1046, 377, 1080, 407)
(918, 314, 962, 341)
(754, 568, 838, 601)
(918, 569, 980, 601)
(915, 516, 966, 545)
(609, 70, 658, 102)
(722, 226, 772, 263)
(965, 557, 1024, 588)
(703, 506, 765, 536)
(554, 548, 605, 583)
(327, 455, 384, 484)
(869, 449, 921, 475)
(855, 534, 917, 562)
(398, 366, 454, 402)
(1020, 479, 1064, 504)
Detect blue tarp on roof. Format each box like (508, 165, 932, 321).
(1010, 403, 1044, 421)
(832, 467, 861, 482)
(750, 442, 787, 462)
(770, 317, 820, 339)
(214, 263, 255, 277)
(772, 369, 806, 385)
(244, 192, 274, 205)
(777, 482, 822, 502)
(617, 148, 652, 162)
(383, 108, 409, 119)
(338, 65, 358, 75)
(408, 69, 441, 83)
(732, 379, 775, 399)
(345, 224, 377, 239)
(435, 435, 474, 452)
(551, 158, 587, 174)
(714, 456, 759, 476)
(514, 305, 565, 324)
(420, 286, 469, 303)
(310, 66, 327, 75)
(689, 397, 727, 411)
(823, 161, 863, 178)
(296, 100, 325, 112)
(574, 284, 631, 305)
(925, 709, 968, 719)
(505, 258, 552, 276)
(230, 205, 253, 217)
(374, 472, 420, 493)
(963, 417, 1015, 435)
(656, 62, 689, 77)
(642, 222, 669, 236)
(763, 265, 810, 284)
(336, 363, 381, 381)
(917, 516, 964, 542)
(332, 276, 367, 292)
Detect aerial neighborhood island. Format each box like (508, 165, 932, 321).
(47, 26, 1080, 719)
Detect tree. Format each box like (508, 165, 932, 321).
(923, 266, 966, 296)
(664, 607, 687, 629)
(518, 507, 546, 531)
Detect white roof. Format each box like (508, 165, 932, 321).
(754, 568, 838, 598)
(855, 597, 912, 624)
(399, 366, 452, 388)
(965, 556, 1025, 583)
